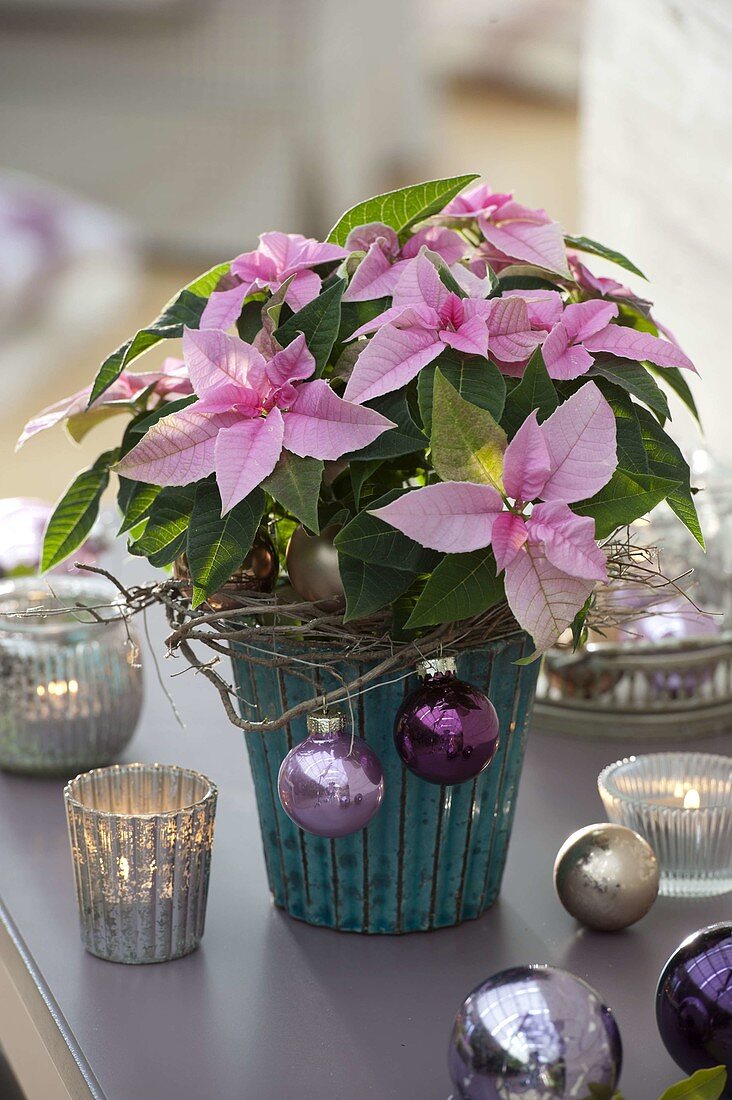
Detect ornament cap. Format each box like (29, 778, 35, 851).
(306, 708, 347, 738)
(416, 656, 457, 680)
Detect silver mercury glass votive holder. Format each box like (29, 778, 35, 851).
(0, 576, 143, 775)
(598, 752, 732, 898)
(65, 763, 218, 964)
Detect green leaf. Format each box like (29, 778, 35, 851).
(422, 248, 468, 297)
(236, 298, 266, 343)
(117, 480, 161, 535)
(496, 273, 564, 294)
(262, 451, 323, 533)
(339, 556, 417, 621)
(128, 395, 197, 437)
(574, 469, 681, 537)
(148, 531, 188, 568)
(590, 356, 670, 422)
(88, 261, 231, 404)
(599, 385, 649, 474)
(338, 297, 390, 345)
(186, 482, 266, 608)
(635, 405, 704, 547)
(418, 350, 506, 433)
(128, 484, 196, 563)
(334, 489, 438, 572)
(658, 1066, 727, 1100)
(345, 389, 427, 462)
(327, 175, 479, 245)
(650, 363, 701, 425)
(564, 233, 647, 280)
(349, 460, 382, 511)
(66, 402, 134, 443)
(41, 450, 117, 572)
(430, 369, 506, 490)
(501, 348, 558, 438)
(406, 548, 504, 628)
(274, 277, 346, 373)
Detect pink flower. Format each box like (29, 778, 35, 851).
(116, 328, 394, 514)
(342, 222, 466, 303)
(344, 254, 496, 404)
(345, 254, 560, 402)
(569, 254, 632, 299)
(17, 358, 192, 450)
(371, 383, 617, 651)
(200, 233, 348, 331)
(444, 182, 569, 276)
(542, 300, 696, 380)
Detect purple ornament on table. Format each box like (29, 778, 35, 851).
(394, 657, 499, 786)
(448, 965, 622, 1100)
(656, 923, 732, 1087)
(277, 708, 384, 838)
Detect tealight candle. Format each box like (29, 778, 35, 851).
(0, 576, 143, 774)
(65, 763, 218, 964)
(598, 752, 732, 897)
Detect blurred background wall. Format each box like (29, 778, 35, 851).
(582, 0, 732, 457)
(0, 0, 727, 507)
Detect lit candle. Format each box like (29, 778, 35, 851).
(598, 752, 732, 897)
(65, 763, 218, 964)
(0, 576, 143, 775)
(683, 788, 701, 810)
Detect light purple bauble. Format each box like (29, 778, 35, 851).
(278, 730, 384, 838)
(448, 965, 622, 1099)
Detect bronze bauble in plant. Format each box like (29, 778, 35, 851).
(285, 524, 345, 609)
(173, 526, 279, 611)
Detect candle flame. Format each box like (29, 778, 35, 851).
(683, 788, 701, 810)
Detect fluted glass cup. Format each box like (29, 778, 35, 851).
(598, 753, 732, 898)
(65, 763, 217, 963)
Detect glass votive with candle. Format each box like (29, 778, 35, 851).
(0, 576, 143, 775)
(598, 752, 732, 898)
(64, 763, 218, 964)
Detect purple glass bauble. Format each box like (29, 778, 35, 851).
(394, 658, 499, 786)
(277, 710, 384, 838)
(448, 965, 623, 1100)
(656, 923, 732, 1086)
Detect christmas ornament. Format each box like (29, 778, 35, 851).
(553, 822, 659, 931)
(0, 497, 107, 576)
(394, 657, 499, 786)
(277, 707, 384, 837)
(285, 524, 344, 608)
(656, 923, 732, 1082)
(173, 526, 278, 611)
(448, 964, 622, 1100)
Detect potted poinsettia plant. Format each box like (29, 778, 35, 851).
(20, 175, 701, 934)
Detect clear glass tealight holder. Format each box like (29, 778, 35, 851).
(598, 752, 732, 898)
(0, 576, 143, 775)
(64, 763, 217, 963)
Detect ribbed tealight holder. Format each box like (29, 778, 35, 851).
(64, 763, 217, 963)
(0, 576, 143, 775)
(598, 752, 732, 898)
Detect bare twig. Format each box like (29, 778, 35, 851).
(6, 528, 698, 732)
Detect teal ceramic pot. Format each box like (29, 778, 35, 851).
(233, 632, 539, 933)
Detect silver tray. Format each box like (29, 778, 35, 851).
(535, 633, 732, 739)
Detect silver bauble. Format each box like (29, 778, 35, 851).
(285, 524, 345, 609)
(554, 822, 659, 932)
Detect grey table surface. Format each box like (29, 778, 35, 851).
(0, 565, 730, 1099)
